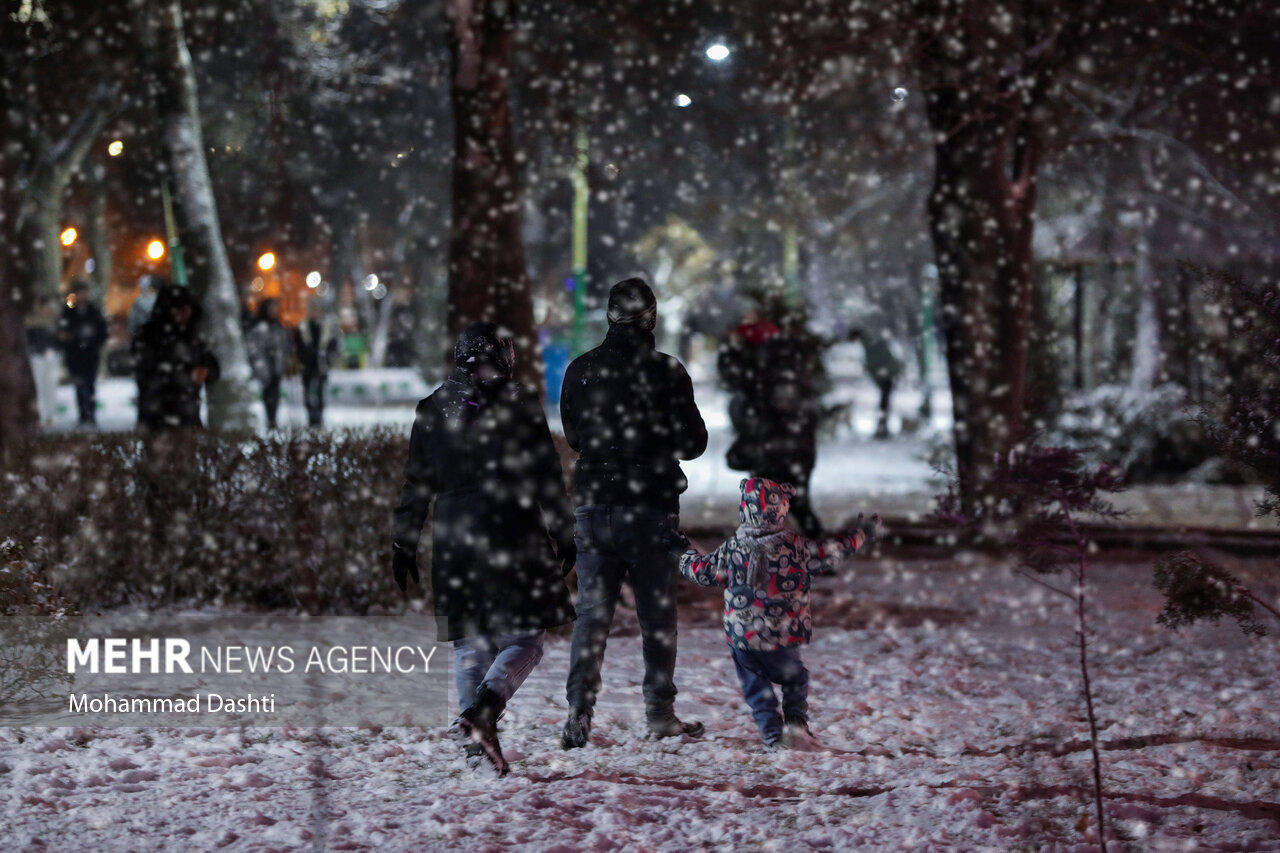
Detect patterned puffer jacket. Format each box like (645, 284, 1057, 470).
(679, 477, 865, 651)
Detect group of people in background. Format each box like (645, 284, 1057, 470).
(392, 278, 881, 776)
(243, 296, 341, 429)
(23, 276, 342, 432)
(717, 305, 906, 541)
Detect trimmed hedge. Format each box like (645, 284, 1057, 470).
(1, 429, 411, 612)
(1, 428, 581, 614)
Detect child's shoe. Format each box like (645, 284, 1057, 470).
(781, 719, 823, 751)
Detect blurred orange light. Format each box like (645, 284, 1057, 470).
(147, 240, 166, 260)
(60, 227, 78, 247)
(257, 252, 276, 272)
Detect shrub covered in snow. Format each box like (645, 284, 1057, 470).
(0, 540, 79, 704)
(1049, 382, 1211, 482)
(0, 430, 414, 612)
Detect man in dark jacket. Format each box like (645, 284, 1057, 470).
(132, 283, 221, 430)
(295, 299, 340, 427)
(57, 280, 108, 427)
(559, 278, 708, 748)
(392, 322, 576, 775)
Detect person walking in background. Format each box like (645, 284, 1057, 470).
(245, 298, 288, 430)
(559, 277, 708, 749)
(718, 305, 780, 468)
(127, 275, 160, 342)
(718, 302, 826, 539)
(855, 327, 904, 440)
(25, 296, 62, 428)
(57, 280, 108, 428)
(132, 284, 220, 430)
(295, 299, 340, 427)
(392, 322, 576, 776)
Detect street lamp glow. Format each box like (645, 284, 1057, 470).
(257, 252, 276, 272)
(705, 43, 730, 62)
(107, 140, 124, 157)
(146, 240, 166, 260)
(674, 93, 692, 108)
(60, 227, 78, 247)
(306, 270, 322, 288)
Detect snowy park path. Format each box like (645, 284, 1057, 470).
(3, 557, 1278, 851)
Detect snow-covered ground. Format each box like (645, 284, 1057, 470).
(3, 557, 1277, 851)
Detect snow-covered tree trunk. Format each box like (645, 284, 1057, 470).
(21, 85, 115, 305)
(85, 162, 112, 298)
(1128, 221, 1160, 394)
(446, 0, 543, 395)
(25, 192, 63, 303)
(145, 0, 255, 430)
(368, 199, 420, 369)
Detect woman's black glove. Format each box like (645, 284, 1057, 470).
(392, 541, 420, 591)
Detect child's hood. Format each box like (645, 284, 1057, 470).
(738, 477, 795, 530)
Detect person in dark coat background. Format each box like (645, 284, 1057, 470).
(558, 277, 709, 749)
(132, 283, 221, 430)
(392, 321, 576, 775)
(57, 280, 108, 427)
(718, 308, 826, 539)
(857, 328, 904, 440)
(295, 299, 341, 427)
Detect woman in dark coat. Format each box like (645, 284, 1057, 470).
(132, 283, 220, 431)
(391, 322, 575, 774)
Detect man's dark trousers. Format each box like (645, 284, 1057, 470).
(565, 505, 681, 717)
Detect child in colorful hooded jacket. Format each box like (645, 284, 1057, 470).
(678, 476, 880, 749)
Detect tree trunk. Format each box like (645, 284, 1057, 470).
(22, 88, 115, 305)
(146, 0, 255, 430)
(1128, 222, 1160, 394)
(1072, 266, 1087, 391)
(26, 189, 63, 302)
(446, 0, 543, 394)
(917, 5, 1044, 515)
(85, 161, 112, 298)
(369, 199, 420, 368)
(0, 4, 38, 458)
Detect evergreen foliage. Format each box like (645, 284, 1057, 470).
(1151, 265, 1280, 638)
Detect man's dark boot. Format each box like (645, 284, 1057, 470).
(561, 709, 592, 750)
(646, 706, 705, 740)
(452, 687, 508, 775)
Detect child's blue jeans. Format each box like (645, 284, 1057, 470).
(730, 645, 810, 744)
